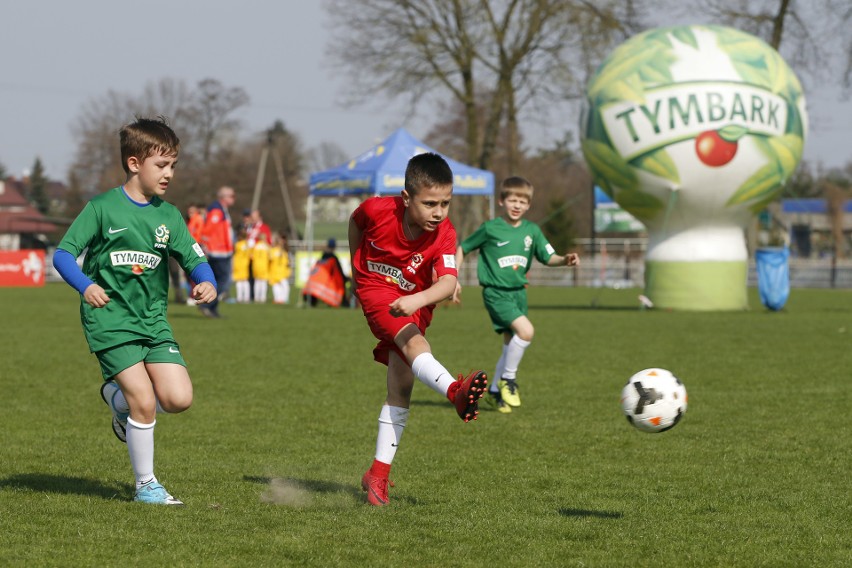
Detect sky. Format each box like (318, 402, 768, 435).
(1, 1, 850, 183)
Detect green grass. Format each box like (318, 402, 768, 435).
(1, 284, 850, 566)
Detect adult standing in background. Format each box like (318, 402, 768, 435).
(200, 186, 236, 317)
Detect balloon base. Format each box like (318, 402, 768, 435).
(644, 260, 748, 311)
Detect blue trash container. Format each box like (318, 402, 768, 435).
(755, 247, 790, 311)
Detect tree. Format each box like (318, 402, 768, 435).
(682, 0, 851, 91)
(325, 0, 638, 172)
(27, 157, 50, 215)
(68, 78, 252, 207)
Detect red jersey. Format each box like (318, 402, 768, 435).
(351, 196, 457, 295)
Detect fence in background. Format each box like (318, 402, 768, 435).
(43, 237, 852, 290)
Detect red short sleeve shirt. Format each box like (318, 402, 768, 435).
(352, 196, 458, 295)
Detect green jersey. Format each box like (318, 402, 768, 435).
(58, 187, 207, 352)
(460, 217, 555, 289)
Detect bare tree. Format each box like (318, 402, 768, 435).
(685, 0, 851, 91)
(68, 78, 251, 201)
(324, 0, 636, 172)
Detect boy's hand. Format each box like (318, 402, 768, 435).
(564, 253, 580, 267)
(389, 295, 421, 317)
(451, 282, 463, 304)
(191, 282, 218, 304)
(83, 284, 110, 308)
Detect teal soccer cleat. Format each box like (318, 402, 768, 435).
(134, 482, 184, 506)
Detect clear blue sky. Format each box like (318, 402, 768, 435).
(1, 0, 850, 182)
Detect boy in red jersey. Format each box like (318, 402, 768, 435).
(349, 152, 488, 506)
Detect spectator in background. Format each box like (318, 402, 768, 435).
(200, 186, 236, 317)
(232, 228, 251, 303)
(251, 232, 271, 303)
(182, 203, 206, 303)
(302, 237, 350, 307)
(247, 209, 272, 247)
(186, 204, 204, 243)
(269, 232, 292, 304)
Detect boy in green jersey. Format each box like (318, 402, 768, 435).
(54, 117, 218, 505)
(454, 176, 579, 413)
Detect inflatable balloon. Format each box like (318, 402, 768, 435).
(582, 25, 806, 310)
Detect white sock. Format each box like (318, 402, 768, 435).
(491, 344, 508, 393)
(502, 336, 531, 380)
(126, 417, 157, 489)
(375, 405, 409, 464)
(411, 353, 456, 396)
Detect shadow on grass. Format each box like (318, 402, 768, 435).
(0, 473, 132, 500)
(558, 507, 623, 519)
(244, 475, 419, 505)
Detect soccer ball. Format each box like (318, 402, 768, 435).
(620, 368, 687, 433)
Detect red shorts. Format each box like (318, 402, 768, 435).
(358, 286, 435, 366)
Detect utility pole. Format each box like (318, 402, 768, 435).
(251, 129, 300, 242)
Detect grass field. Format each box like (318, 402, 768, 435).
(1, 284, 850, 567)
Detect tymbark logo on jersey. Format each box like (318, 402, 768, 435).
(110, 251, 162, 275)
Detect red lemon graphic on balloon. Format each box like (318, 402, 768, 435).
(695, 125, 747, 167)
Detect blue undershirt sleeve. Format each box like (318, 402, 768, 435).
(53, 248, 94, 295)
(190, 262, 217, 292)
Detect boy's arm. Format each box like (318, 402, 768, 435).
(54, 248, 111, 307)
(389, 273, 457, 317)
(348, 215, 363, 294)
(546, 252, 580, 267)
(452, 245, 466, 303)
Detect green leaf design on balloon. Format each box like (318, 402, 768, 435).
(613, 189, 665, 219)
(718, 124, 749, 142)
(726, 162, 784, 208)
(581, 139, 638, 192)
(631, 148, 680, 185)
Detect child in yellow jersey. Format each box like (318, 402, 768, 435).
(251, 232, 271, 303)
(232, 229, 251, 303)
(269, 233, 292, 304)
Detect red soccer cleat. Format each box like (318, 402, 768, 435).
(361, 469, 394, 507)
(452, 370, 488, 422)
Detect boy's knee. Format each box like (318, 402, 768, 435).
(159, 393, 193, 414)
(516, 328, 534, 342)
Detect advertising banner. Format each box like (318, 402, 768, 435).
(0, 250, 46, 287)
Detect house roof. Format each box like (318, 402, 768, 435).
(0, 180, 58, 233)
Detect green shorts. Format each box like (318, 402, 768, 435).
(95, 338, 186, 381)
(482, 286, 528, 334)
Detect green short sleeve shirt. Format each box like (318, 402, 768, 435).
(460, 217, 555, 289)
(58, 187, 207, 352)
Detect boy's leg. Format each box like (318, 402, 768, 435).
(394, 325, 487, 422)
(146, 363, 193, 414)
(484, 335, 512, 414)
(114, 364, 162, 497)
(362, 353, 412, 506)
(499, 317, 533, 408)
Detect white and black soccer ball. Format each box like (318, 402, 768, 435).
(620, 368, 687, 433)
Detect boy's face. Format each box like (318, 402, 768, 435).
(402, 184, 453, 233)
(128, 151, 178, 198)
(500, 194, 530, 223)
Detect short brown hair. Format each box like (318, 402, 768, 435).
(119, 116, 180, 173)
(500, 176, 533, 201)
(405, 152, 453, 195)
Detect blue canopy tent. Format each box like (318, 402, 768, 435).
(305, 128, 495, 246)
